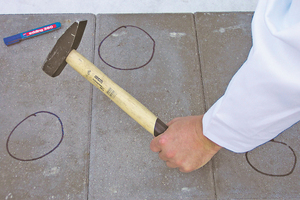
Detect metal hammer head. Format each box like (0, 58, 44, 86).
(42, 20, 87, 77)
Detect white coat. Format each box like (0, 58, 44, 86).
(203, 0, 300, 152)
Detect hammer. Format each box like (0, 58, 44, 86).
(42, 20, 168, 137)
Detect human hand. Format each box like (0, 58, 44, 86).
(150, 115, 222, 173)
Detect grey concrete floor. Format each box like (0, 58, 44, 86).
(1, 13, 299, 199)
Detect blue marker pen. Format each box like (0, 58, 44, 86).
(3, 22, 61, 46)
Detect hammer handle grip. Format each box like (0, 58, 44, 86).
(66, 50, 167, 136)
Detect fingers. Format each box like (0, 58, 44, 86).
(167, 159, 195, 173)
(150, 118, 178, 153)
(151, 138, 194, 172)
(150, 135, 166, 153)
(150, 138, 161, 152)
(150, 117, 178, 153)
(150, 122, 181, 169)
(166, 161, 178, 168)
(150, 133, 176, 161)
(158, 149, 175, 161)
(179, 166, 195, 173)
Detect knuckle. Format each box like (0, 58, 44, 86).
(166, 161, 177, 168)
(158, 136, 167, 146)
(180, 167, 193, 173)
(175, 159, 183, 167)
(165, 150, 176, 159)
(180, 163, 194, 173)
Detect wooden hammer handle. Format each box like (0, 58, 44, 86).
(66, 49, 167, 136)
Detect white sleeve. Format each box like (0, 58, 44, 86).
(202, 0, 300, 153)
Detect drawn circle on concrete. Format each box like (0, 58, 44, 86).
(6, 111, 64, 161)
(245, 140, 297, 177)
(98, 25, 155, 70)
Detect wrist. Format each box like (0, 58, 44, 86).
(197, 115, 222, 153)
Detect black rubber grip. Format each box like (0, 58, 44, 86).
(154, 118, 168, 137)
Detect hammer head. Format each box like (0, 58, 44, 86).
(42, 20, 87, 77)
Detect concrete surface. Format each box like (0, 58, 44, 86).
(0, 12, 299, 200)
(0, 14, 95, 199)
(89, 13, 209, 199)
(195, 12, 300, 199)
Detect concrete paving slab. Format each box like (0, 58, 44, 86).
(0, 14, 95, 199)
(89, 14, 214, 199)
(3, 11, 298, 200)
(195, 12, 253, 109)
(195, 12, 300, 199)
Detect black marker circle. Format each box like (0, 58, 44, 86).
(98, 25, 155, 70)
(245, 140, 297, 177)
(6, 111, 64, 161)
